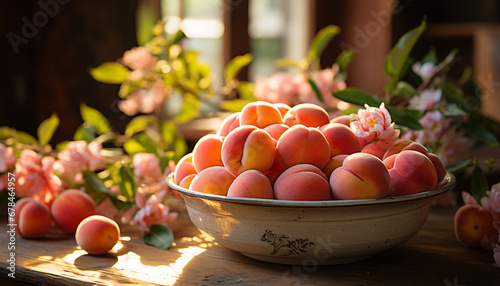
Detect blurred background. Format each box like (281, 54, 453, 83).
(1, 0, 500, 143)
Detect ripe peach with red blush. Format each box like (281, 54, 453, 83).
(454, 204, 497, 248)
(276, 125, 330, 170)
(227, 170, 274, 199)
(330, 153, 391, 200)
(192, 134, 224, 173)
(239, 101, 283, 128)
(320, 123, 361, 156)
(283, 103, 330, 127)
(330, 115, 351, 126)
(76, 215, 120, 255)
(217, 112, 241, 137)
(383, 150, 437, 196)
(221, 125, 276, 176)
(173, 153, 197, 185)
(274, 164, 331, 201)
(14, 197, 52, 238)
(51, 189, 96, 234)
(323, 154, 348, 178)
(190, 166, 235, 196)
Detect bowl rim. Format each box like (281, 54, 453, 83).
(167, 172, 456, 208)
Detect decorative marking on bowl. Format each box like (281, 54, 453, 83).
(261, 229, 315, 256)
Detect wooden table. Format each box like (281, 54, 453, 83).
(1, 207, 499, 286)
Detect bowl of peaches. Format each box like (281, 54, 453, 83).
(167, 101, 456, 265)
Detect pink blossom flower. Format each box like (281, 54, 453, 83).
(15, 149, 61, 206)
(482, 183, 500, 230)
(118, 81, 169, 116)
(401, 110, 449, 145)
(493, 234, 500, 267)
(55, 141, 105, 182)
(462, 191, 479, 205)
(0, 143, 15, 173)
(122, 47, 157, 70)
(412, 62, 439, 81)
(436, 130, 474, 166)
(350, 103, 400, 146)
(408, 89, 442, 112)
(132, 153, 163, 180)
(254, 73, 301, 106)
(134, 189, 178, 233)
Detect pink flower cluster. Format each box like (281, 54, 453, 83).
(15, 149, 62, 206)
(55, 141, 105, 182)
(132, 153, 178, 232)
(254, 67, 346, 109)
(0, 143, 16, 190)
(117, 47, 169, 116)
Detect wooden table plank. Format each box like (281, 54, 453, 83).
(1, 208, 499, 286)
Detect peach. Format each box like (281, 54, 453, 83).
(192, 134, 224, 173)
(227, 170, 274, 199)
(14, 198, 51, 238)
(179, 173, 196, 189)
(239, 101, 283, 128)
(322, 154, 348, 178)
(283, 103, 330, 127)
(217, 112, 241, 137)
(330, 153, 391, 200)
(274, 164, 331, 201)
(76, 215, 120, 255)
(330, 115, 351, 126)
(320, 123, 361, 156)
(454, 204, 497, 248)
(264, 124, 289, 141)
(221, 125, 276, 176)
(265, 169, 285, 186)
(189, 166, 235, 196)
(276, 125, 330, 170)
(51, 189, 96, 234)
(173, 153, 196, 185)
(382, 139, 416, 160)
(361, 140, 393, 160)
(273, 103, 291, 118)
(384, 150, 437, 196)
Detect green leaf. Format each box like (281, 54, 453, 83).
(386, 106, 423, 130)
(174, 93, 200, 123)
(225, 54, 252, 82)
(55, 141, 69, 151)
(73, 123, 96, 142)
(308, 78, 324, 103)
(445, 159, 472, 174)
(220, 99, 252, 112)
(384, 19, 426, 94)
(0, 126, 12, 140)
(393, 81, 416, 97)
(461, 120, 500, 146)
(334, 50, 355, 74)
(471, 166, 489, 205)
(308, 25, 340, 65)
(15, 131, 37, 145)
(143, 225, 175, 249)
(161, 121, 187, 161)
(134, 132, 160, 156)
(136, 1, 158, 46)
(80, 103, 112, 135)
(275, 58, 301, 68)
(125, 115, 158, 137)
(333, 88, 383, 107)
(237, 81, 256, 101)
(123, 139, 146, 156)
(83, 171, 134, 211)
(440, 83, 465, 107)
(116, 164, 136, 200)
(37, 113, 59, 146)
(90, 62, 129, 84)
(169, 29, 187, 46)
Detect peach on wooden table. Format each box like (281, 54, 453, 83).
(76, 215, 120, 255)
(51, 189, 96, 234)
(454, 204, 497, 249)
(14, 197, 52, 238)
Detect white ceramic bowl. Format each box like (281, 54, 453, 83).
(167, 173, 455, 265)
